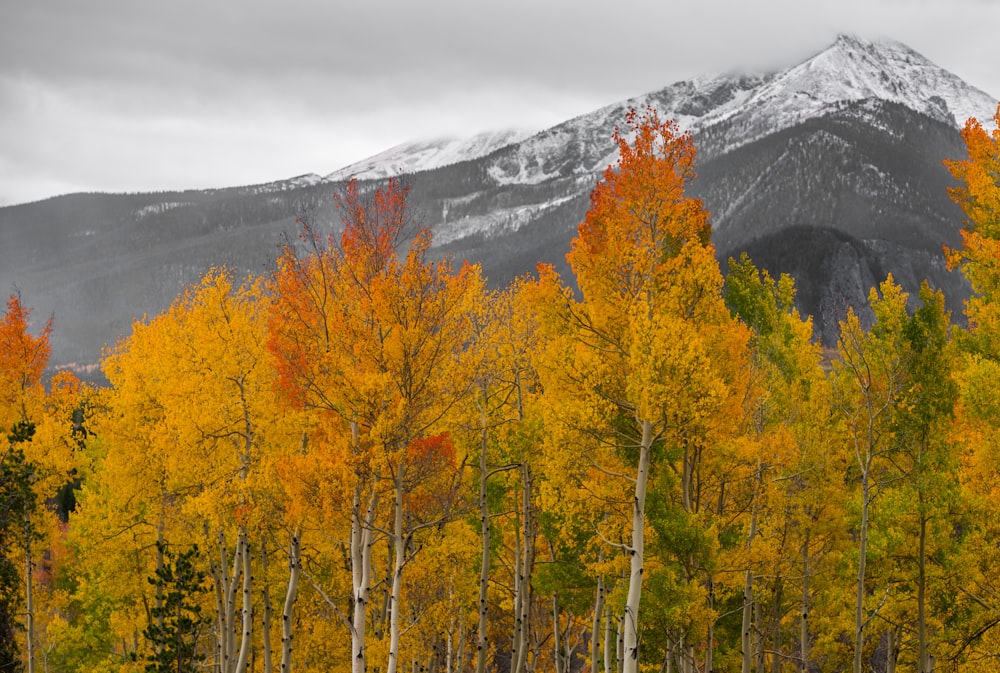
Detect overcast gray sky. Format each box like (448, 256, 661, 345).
(2, 0, 999, 206)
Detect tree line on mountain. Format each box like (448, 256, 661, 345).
(3, 105, 1000, 673)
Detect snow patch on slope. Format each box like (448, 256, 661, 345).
(326, 129, 535, 182)
(435, 195, 578, 245)
(135, 202, 192, 219)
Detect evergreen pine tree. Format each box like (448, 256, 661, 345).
(0, 422, 37, 672)
(144, 542, 210, 673)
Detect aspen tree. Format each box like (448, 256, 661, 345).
(462, 281, 538, 673)
(73, 271, 297, 671)
(724, 255, 839, 673)
(531, 107, 748, 673)
(942, 103, 1000, 668)
(269, 179, 482, 673)
(0, 295, 77, 673)
(831, 277, 911, 673)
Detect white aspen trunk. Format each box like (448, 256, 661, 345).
(741, 571, 753, 673)
(234, 531, 253, 673)
(457, 612, 467, 673)
(918, 510, 928, 673)
(234, 379, 255, 673)
(281, 531, 300, 673)
(616, 616, 624, 673)
(213, 553, 225, 671)
(705, 578, 714, 673)
(742, 460, 761, 673)
(387, 470, 405, 673)
(262, 543, 274, 673)
(353, 485, 377, 673)
(511, 494, 524, 673)
(854, 471, 870, 673)
(447, 625, 454, 673)
(681, 439, 696, 514)
(754, 597, 764, 673)
(591, 575, 604, 673)
(514, 464, 534, 673)
(552, 594, 562, 673)
(799, 530, 809, 673)
(351, 485, 365, 669)
(223, 536, 237, 673)
(771, 582, 783, 673)
(476, 407, 490, 673)
(622, 420, 652, 673)
(228, 537, 241, 673)
(564, 611, 574, 673)
(532, 613, 544, 673)
(219, 531, 241, 673)
(376, 566, 390, 641)
(603, 601, 612, 673)
(155, 522, 166, 660)
(25, 534, 34, 673)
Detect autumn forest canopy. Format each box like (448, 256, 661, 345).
(6, 106, 1000, 673)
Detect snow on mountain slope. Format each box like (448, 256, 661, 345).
(325, 128, 535, 182)
(710, 34, 996, 135)
(487, 34, 997, 186)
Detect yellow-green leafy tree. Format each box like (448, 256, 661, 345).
(72, 270, 300, 672)
(831, 276, 918, 673)
(456, 280, 542, 673)
(530, 107, 750, 673)
(723, 255, 843, 673)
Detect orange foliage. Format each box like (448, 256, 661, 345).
(945, 104, 1000, 342)
(0, 293, 52, 423)
(336, 177, 414, 277)
(403, 433, 458, 514)
(570, 106, 710, 304)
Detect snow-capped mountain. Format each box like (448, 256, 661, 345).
(487, 34, 996, 188)
(0, 34, 995, 375)
(726, 34, 994, 133)
(325, 129, 535, 182)
(251, 35, 996, 207)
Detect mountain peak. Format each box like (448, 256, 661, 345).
(829, 33, 926, 60)
(790, 33, 994, 127)
(821, 33, 934, 74)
